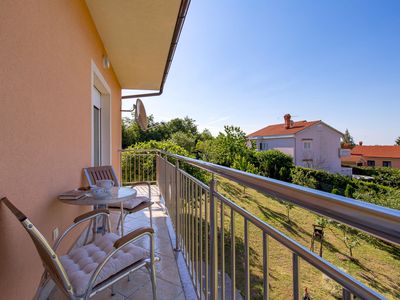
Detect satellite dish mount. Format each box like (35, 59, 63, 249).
(121, 98, 148, 131)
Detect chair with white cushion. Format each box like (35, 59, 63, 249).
(83, 166, 153, 233)
(1, 197, 158, 300)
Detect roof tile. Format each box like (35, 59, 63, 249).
(351, 146, 400, 159)
(248, 120, 320, 137)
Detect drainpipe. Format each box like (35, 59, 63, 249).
(121, 0, 190, 100)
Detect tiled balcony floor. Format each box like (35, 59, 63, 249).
(49, 185, 187, 300)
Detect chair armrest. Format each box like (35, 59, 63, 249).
(74, 209, 109, 223)
(114, 227, 154, 249)
(53, 209, 110, 251)
(130, 182, 151, 199)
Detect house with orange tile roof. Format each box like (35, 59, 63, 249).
(341, 145, 400, 168)
(248, 114, 346, 173)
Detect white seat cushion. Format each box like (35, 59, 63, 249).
(60, 233, 147, 296)
(109, 196, 151, 210)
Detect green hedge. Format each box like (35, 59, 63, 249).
(352, 166, 400, 188)
(291, 167, 399, 210)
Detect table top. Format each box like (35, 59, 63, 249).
(59, 187, 137, 206)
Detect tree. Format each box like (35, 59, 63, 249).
(198, 129, 213, 141)
(255, 150, 293, 180)
(338, 225, 361, 258)
(201, 125, 250, 167)
(395, 136, 400, 146)
(169, 132, 196, 153)
(342, 129, 355, 147)
(122, 115, 201, 150)
(284, 201, 295, 222)
(232, 154, 258, 193)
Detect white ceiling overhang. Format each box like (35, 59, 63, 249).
(86, 0, 183, 90)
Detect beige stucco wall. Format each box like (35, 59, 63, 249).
(0, 1, 121, 298)
(361, 157, 400, 169)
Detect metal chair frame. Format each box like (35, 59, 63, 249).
(1, 197, 157, 300)
(84, 166, 153, 234)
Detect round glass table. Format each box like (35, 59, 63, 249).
(59, 187, 137, 235)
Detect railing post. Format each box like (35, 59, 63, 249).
(163, 154, 167, 201)
(342, 288, 353, 300)
(209, 174, 218, 300)
(293, 253, 299, 300)
(174, 160, 180, 251)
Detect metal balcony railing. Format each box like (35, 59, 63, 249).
(120, 149, 400, 300)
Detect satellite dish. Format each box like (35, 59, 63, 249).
(135, 99, 148, 131)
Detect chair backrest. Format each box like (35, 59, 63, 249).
(84, 165, 119, 187)
(1, 197, 74, 298)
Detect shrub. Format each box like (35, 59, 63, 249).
(290, 167, 319, 189)
(344, 184, 355, 198)
(255, 150, 293, 180)
(279, 166, 291, 182)
(291, 166, 399, 210)
(352, 166, 400, 188)
(127, 140, 209, 183)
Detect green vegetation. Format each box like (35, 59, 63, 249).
(341, 129, 356, 147)
(122, 116, 399, 299)
(352, 166, 400, 189)
(217, 179, 400, 299)
(291, 167, 400, 210)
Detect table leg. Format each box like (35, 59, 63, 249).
(93, 204, 107, 234)
(120, 202, 124, 236)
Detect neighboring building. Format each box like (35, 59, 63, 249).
(341, 145, 400, 168)
(248, 114, 346, 173)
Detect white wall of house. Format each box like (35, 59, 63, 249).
(253, 123, 342, 173)
(256, 137, 295, 157)
(295, 123, 342, 173)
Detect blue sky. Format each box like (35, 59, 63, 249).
(122, 0, 400, 144)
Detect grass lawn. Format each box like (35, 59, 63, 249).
(215, 177, 400, 299)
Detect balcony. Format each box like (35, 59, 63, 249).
(42, 149, 399, 300)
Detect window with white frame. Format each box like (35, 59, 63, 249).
(259, 142, 268, 150)
(303, 159, 313, 168)
(303, 141, 312, 149)
(382, 161, 391, 167)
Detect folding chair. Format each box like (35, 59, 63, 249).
(83, 166, 153, 234)
(1, 197, 157, 300)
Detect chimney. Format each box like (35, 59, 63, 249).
(359, 141, 363, 146)
(284, 114, 291, 129)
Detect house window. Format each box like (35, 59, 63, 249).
(259, 142, 268, 151)
(303, 141, 312, 149)
(382, 161, 392, 167)
(303, 159, 313, 168)
(367, 160, 375, 167)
